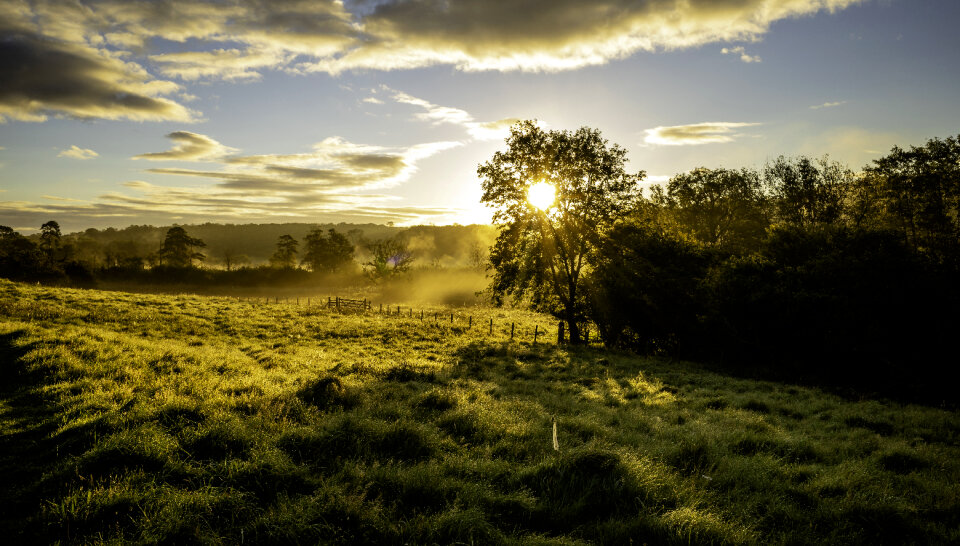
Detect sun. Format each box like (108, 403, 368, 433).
(527, 181, 556, 210)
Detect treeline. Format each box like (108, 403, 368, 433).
(591, 135, 959, 404)
(0, 222, 495, 287)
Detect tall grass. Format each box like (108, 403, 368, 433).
(1, 278, 958, 544)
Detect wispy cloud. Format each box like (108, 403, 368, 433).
(150, 48, 295, 82)
(810, 100, 848, 110)
(133, 132, 237, 162)
(390, 88, 521, 141)
(643, 122, 761, 146)
(58, 145, 99, 160)
(721, 46, 762, 63)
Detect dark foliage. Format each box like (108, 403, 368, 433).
(591, 134, 960, 405)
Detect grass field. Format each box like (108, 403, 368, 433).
(1, 278, 958, 544)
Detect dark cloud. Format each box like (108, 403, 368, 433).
(312, 0, 862, 72)
(0, 32, 194, 122)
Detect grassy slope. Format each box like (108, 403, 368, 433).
(0, 279, 958, 545)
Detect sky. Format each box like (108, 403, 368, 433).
(1, 0, 959, 233)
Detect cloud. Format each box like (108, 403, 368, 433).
(0, 126, 466, 230)
(0, 194, 458, 231)
(201, 136, 462, 191)
(810, 100, 847, 109)
(390, 88, 520, 141)
(0, 132, 455, 228)
(362, 97, 384, 104)
(0, 30, 196, 123)
(133, 132, 238, 161)
(643, 122, 761, 146)
(149, 48, 295, 82)
(303, 0, 858, 74)
(3, 0, 863, 115)
(58, 145, 99, 160)
(721, 46, 762, 63)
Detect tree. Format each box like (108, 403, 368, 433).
(468, 241, 488, 271)
(365, 237, 413, 278)
(763, 155, 851, 229)
(478, 120, 644, 343)
(158, 226, 206, 268)
(39, 220, 64, 268)
(652, 167, 768, 253)
(0, 225, 44, 280)
(859, 135, 960, 260)
(591, 212, 710, 355)
(270, 234, 299, 269)
(221, 248, 250, 271)
(302, 228, 355, 273)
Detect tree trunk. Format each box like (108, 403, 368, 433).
(567, 315, 582, 345)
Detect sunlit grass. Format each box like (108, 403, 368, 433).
(1, 278, 958, 544)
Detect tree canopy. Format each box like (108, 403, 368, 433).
(302, 228, 355, 273)
(158, 227, 206, 268)
(365, 237, 413, 278)
(478, 120, 644, 342)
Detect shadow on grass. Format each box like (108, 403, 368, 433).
(0, 330, 59, 540)
(0, 330, 123, 543)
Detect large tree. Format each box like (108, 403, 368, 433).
(158, 226, 206, 268)
(478, 120, 644, 343)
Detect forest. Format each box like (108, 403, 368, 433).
(2, 132, 958, 404)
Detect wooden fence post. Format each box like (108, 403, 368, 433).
(534, 325, 539, 344)
(450, 313, 454, 324)
(469, 316, 472, 329)
(510, 322, 515, 340)
(557, 321, 565, 344)
(489, 318, 493, 335)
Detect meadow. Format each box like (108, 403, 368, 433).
(1, 278, 958, 544)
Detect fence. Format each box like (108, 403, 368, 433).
(229, 294, 595, 346)
(326, 296, 370, 312)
